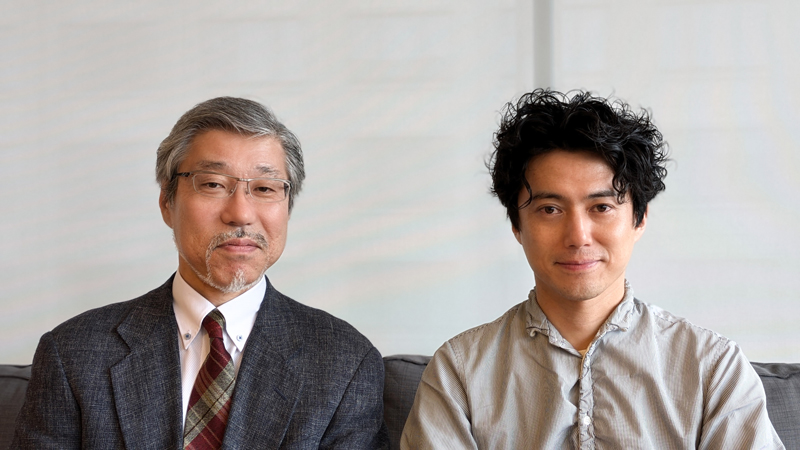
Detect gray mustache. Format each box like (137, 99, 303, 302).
(209, 229, 269, 250)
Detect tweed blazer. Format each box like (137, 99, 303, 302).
(12, 276, 388, 449)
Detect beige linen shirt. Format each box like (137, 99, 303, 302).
(402, 285, 784, 449)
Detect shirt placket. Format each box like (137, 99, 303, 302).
(578, 349, 595, 449)
(576, 321, 624, 449)
(542, 330, 597, 449)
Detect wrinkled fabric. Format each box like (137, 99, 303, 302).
(403, 285, 784, 449)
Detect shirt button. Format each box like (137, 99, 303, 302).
(236, 335, 243, 341)
(183, 333, 191, 340)
(582, 416, 591, 426)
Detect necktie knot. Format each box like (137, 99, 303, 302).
(202, 309, 225, 340)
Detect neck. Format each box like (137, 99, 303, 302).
(535, 278, 627, 351)
(177, 266, 246, 307)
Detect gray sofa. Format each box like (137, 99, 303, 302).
(2, 357, 799, 449)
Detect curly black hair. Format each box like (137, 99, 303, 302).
(488, 88, 668, 229)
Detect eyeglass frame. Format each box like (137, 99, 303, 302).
(174, 170, 292, 203)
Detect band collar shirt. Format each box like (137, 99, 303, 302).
(525, 281, 634, 357)
(172, 271, 265, 423)
(401, 283, 784, 449)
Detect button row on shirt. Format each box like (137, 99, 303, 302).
(581, 415, 591, 426)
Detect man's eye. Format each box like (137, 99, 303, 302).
(595, 204, 611, 212)
(253, 185, 276, 193)
(203, 182, 225, 189)
(542, 206, 557, 214)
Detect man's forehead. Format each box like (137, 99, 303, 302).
(180, 130, 287, 176)
(526, 148, 611, 168)
(522, 149, 626, 202)
(525, 151, 613, 179)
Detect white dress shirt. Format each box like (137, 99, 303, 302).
(171, 271, 265, 424)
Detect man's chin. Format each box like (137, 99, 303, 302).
(557, 282, 620, 304)
(207, 269, 264, 295)
(541, 280, 604, 303)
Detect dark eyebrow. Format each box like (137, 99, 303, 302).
(587, 189, 617, 200)
(530, 191, 564, 201)
(530, 189, 619, 202)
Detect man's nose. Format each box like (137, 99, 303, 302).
(564, 211, 591, 248)
(220, 181, 256, 227)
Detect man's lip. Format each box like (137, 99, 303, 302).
(556, 260, 599, 269)
(217, 238, 261, 249)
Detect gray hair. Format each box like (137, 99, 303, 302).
(155, 97, 305, 211)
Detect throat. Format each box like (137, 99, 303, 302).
(535, 290, 622, 352)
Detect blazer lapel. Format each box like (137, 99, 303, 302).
(110, 279, 184, 450)
(223, 281, 305, 449)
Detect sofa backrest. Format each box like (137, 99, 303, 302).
(2, 359, 798, 450)
(752, 362, 800, 447)
(0, 365, 30, 450)
(383, 354, 432, 448)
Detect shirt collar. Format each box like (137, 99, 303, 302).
(525, 280, 636, 339)
(172, 271, 266, 352)
(603, 281, 635, 331)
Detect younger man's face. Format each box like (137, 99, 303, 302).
(512, 149, 646, 307)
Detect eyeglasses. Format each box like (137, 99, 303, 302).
(175, 170, 291, 203)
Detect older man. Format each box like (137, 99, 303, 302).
(402, 89, 783, 449)
(14, 97, 388, 449)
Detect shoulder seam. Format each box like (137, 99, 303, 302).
(448, 303, 523, 341)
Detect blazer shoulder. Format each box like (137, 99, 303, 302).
(49, 277, 174, 344)
(268, 285, 377, 357)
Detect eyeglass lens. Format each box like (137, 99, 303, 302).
(192, 173, 288, 203)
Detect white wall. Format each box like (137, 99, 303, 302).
(1, 0, 797, 364)
(551, 0, 800, 363)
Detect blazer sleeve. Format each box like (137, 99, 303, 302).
(318, 346, 389, 450)
(12, 331, 82, 449)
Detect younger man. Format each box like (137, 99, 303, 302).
(402, 90, 783, 449)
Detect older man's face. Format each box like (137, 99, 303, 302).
(159, 129, 290, 305)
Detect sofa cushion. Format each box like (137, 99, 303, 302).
(752, 361, 800, 447)
(0, 365, 31, 450)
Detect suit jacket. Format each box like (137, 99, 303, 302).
(12, 276, 388, 449)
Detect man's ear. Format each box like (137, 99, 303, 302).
(634, 206, 648, 241)
(512, 224, 522, 244)
(159, 189, 173, 229)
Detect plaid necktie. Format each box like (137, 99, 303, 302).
(183, 309, 236, 449)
